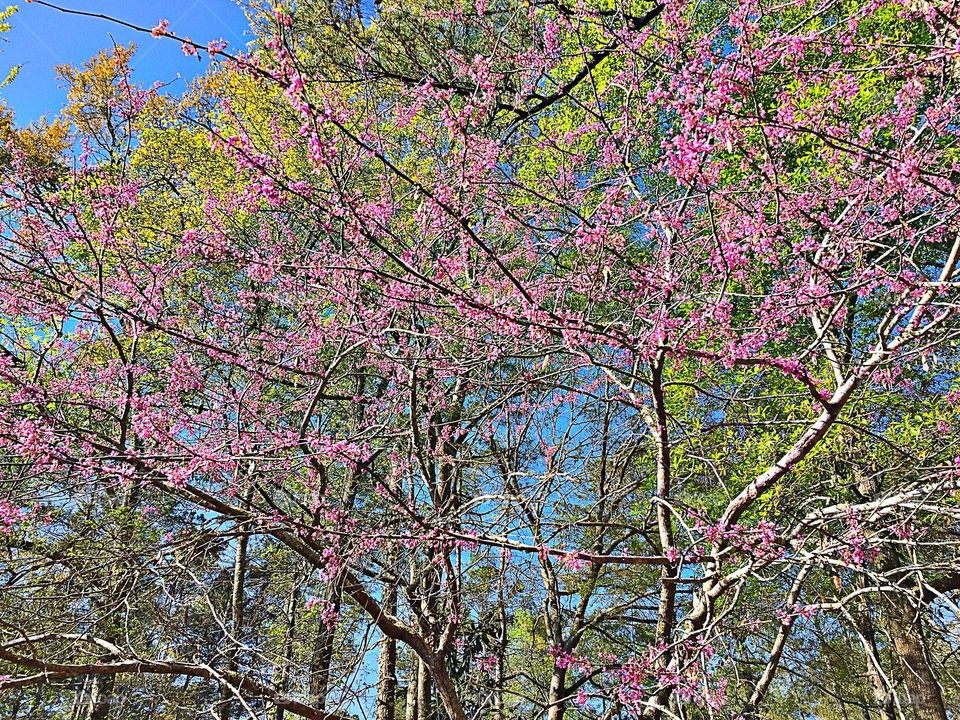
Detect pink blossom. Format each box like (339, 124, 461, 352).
(0, 500, 24, 534)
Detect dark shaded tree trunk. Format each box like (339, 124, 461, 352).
(218, 524, 250, 720)
(405, 660, 418, 720)
(275, 583, 301, 720)
(881, 594, 947, 720)
(86, 485, 141, 720)
(494, 555, 508, 720)
(416, 657, 432, 720)
(849, 455, 945, 720)
(851, 603, 895, 720)
(85, 675, 114, 720)
(309, 591, 341, 708)
(376, 582, 398, 720)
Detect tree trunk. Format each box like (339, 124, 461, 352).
(69, 677, 87, 720)
(405, 660, 418, 720)
(85, 486, 141, 720)
(851, 603, 896, 720)
(376, 583, 398, 720)
(218, 526, 250, 720)
(495, 592, 507, 720)
(416, 657, 432, 720)
(547, 667, 567, 720)
(881, 593, 947, 720)
(848, 454, 945, 720)
(86, 674, 114, 720)
(648, 360, 675, 720)
(309, 594, 339, 709)
(427, 655, 469, 720)
(275, 583, 300, 720)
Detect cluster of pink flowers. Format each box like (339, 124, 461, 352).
(840, 510, 879, 567)
(549, 646, 592, 673)
(614, 642, 729, 713)
(0, 500, 24, 535)
(557, 551, 587, 571)
(476, 655, 498, 673)
(150, 19, 168, 37)
(207, 38, 228, 56)
(776, 603, 819, 626)
(693, 515, 783, 559)
(305, 598, 340, 631)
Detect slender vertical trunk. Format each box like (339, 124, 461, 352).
(309, 593, 340, 708)
(376, 582, 398, 720)
(218, 526, 250, 720)
(86, 485, 141, 720)
(495, 553, 508, 720)
(416, 657, 432, 720)
(851, 603, 895, 720)
(881, 594, 947, 720)
(547, 667, 568, 720)
(838, 684, 850, 720)
(537, 546, 565, 720)
(71, 677, 88, 720)
(406, 559, 422, 720)
(86, 675, 114, 720)
(275, 583, 300, 720)
(647, 358, 674, 720)
(308, 375, 364, 709)
(405, 660, 418, 720)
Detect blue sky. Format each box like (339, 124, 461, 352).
(0, 0, 251, 122)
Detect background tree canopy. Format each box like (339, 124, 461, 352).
(1, 1, 960, 719)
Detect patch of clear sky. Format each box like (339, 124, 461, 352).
(0, 0, 252, 122)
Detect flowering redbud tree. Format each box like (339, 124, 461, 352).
(1, 1, 960, 719)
